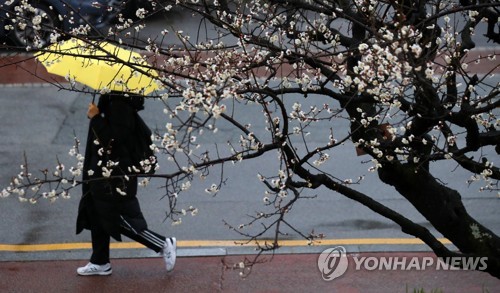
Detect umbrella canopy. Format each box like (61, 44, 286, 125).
(36, 38, 161, 95)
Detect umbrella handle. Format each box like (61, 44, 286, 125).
(92, 93, 96, 104)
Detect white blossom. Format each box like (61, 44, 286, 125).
(135, 8, 147, 19)
(116, 188, 127, 196)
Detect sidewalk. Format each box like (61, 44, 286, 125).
(0, 252, 498, 292)
(0, 46, 498, 86)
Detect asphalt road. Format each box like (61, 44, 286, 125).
(0, 10, 498, 263)
(0, 79, 498, 262)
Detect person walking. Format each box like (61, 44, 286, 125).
(76, 91, 176, 276)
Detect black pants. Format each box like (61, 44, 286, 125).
(90, 218, 166, 265)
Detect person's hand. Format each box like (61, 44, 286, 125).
(87, 103, 100, 119)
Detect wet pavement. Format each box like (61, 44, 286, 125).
(0, 252, 499, 292)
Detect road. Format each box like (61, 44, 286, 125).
(0, 10, 498, 263)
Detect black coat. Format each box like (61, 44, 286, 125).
(76, 94, 147, 241)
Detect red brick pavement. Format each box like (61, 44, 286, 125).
(0, 48, 497, 85)
(0, 252, 498, 292)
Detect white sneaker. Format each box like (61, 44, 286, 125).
(163, 237, 177, 272)
(77, 262, 112, 276)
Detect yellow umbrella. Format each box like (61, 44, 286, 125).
(36, 38, 161, 95)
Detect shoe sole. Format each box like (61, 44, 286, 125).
(77, 269, 112, 276)
(165, 237, 177, 273)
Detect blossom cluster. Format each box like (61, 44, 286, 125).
(1, 140, 84, 203)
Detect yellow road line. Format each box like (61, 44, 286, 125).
(0, 238, 451, 252)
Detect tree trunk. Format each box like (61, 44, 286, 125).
(378, 163, 500, 278)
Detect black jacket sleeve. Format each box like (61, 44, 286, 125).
(89, 99, 136, 170)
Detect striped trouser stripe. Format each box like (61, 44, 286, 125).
(120, 216, 165, 250)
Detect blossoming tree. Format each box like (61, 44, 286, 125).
(1, 0, 499, 277)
